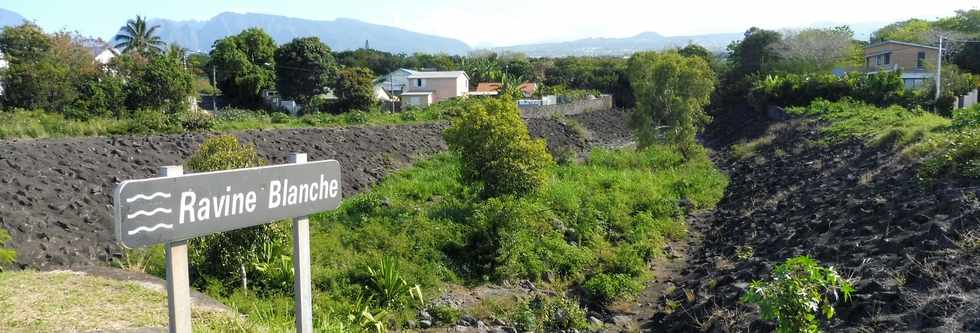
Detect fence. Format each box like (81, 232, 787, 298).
(519, 94, 614, 119)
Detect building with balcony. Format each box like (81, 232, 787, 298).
(864, 40, 938, 89)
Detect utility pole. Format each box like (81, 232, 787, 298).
(936, 35, 943, 101)
(212, 65, 218, 111)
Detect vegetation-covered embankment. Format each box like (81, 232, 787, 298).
(653, 101, 980, 332)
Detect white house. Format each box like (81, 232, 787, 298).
(402, 71, 469, 107)
(377, 68, 419, 96)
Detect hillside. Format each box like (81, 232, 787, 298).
(493, 31, 744, 57)
(0, 8, 26, 27)
(150, 12, 472, 54)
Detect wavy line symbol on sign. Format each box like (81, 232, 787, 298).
(127, 223, 174, 235)
(127, 208, 172, 219)
(126, 192, 171, 203)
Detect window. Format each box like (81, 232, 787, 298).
(917, 51, 926, 68)
(415, 79, 423, 87)
(883, 53, 891, 65)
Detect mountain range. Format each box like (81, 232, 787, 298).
(149, 12, 471, 54)
(0, 9, 884, 57)
(493, 31, 746, 57)
(0, 8, 25, 27)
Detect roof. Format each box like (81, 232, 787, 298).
(867, 40, 939, 51)
(407, 71, 468, 79)
(474, 82, 537, 94)
(475, 83, 503, 92)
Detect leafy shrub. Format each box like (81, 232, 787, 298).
(344, 110, 369, 124)
(185, 135, 289, 293)
(443, 97, 554, 197)
(952, 105, 980, 129)
(509, 296, 589, 332)
(0, 228, 16, 270)
(365, 256, 422, 309)
(748, 71, 929, 111)
(921, 128, 980, 179)
(582, 273, 642, 305)
(741, 256, 853, 333)
(428, 304, 461, 325)
(469, 197, 595, 281)
(126, 109, 181, 134)
(176, 110, 215, 131)
(270, 112, 291, 124)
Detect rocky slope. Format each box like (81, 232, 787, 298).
(648, 119, 980, 332)
(0, 109, 632, 269)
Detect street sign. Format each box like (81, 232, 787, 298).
(113, 159, 342, 248)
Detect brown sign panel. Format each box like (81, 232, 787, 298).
(113, 160, 342, 248)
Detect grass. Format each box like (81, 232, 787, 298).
(787, 99, 980, 180)
(0, 110, 131, 139)
(0, 101, 462, 140)
(0, 270, 242, 332)
(110, 144, 728, 330)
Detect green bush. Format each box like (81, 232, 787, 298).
(741, 256, 853, 333)
(0, 228, 16, 270)
(582, 273, 642, 305)
(443, 97, 554, 197)
(508, 296, 589, 332)
(469, 197, 595, 281)
(270, 112, 291, 124)
(952, 105, 980, 129)
(176, 110, 215, 131)
(364, 256, 422, 309)
(748, 71, 934, 111)
(185, 135, 289, 293)
(126, 109, 181, 134)
(428, 304, 461, 325)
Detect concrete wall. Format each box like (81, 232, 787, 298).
(519, 94, 614, 119)
(958, 89, 979, 109)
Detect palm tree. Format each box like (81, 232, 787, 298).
(113, 16, 165, 55)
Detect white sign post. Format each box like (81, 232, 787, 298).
(161, 166, 192, 333)
(289, 153, 313, 333)
(114, 154, 342, 333)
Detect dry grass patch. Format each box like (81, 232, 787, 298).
(0, 270, 240, 333)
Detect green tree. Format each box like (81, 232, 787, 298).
(185, 135, 288, 291)
(0, 22, 50, 62)
(331, 66, 376, 113)
(209, 28, 277, 107)
(727, 27, 782, 79)
(773, 27, 863, 73)
(678, 43, 713, 63)
(275, 37, 336, 103)
(628, 51, 715, 155)
(114, 51, 194, 111)
(112, 16, 165, 55)
(0, 27, 106, 115)
(443, 97, 554, 197)
(334, 48, 405, 76)
(871, 19, 933, 44)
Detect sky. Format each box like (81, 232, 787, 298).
(3, 0, 978, 47)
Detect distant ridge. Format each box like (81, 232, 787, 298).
(0, 8, 26, 27)
(149, 12, 472, 54)
(492, 31, 745, 57)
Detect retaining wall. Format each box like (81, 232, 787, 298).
(519, 95, 614, 119)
